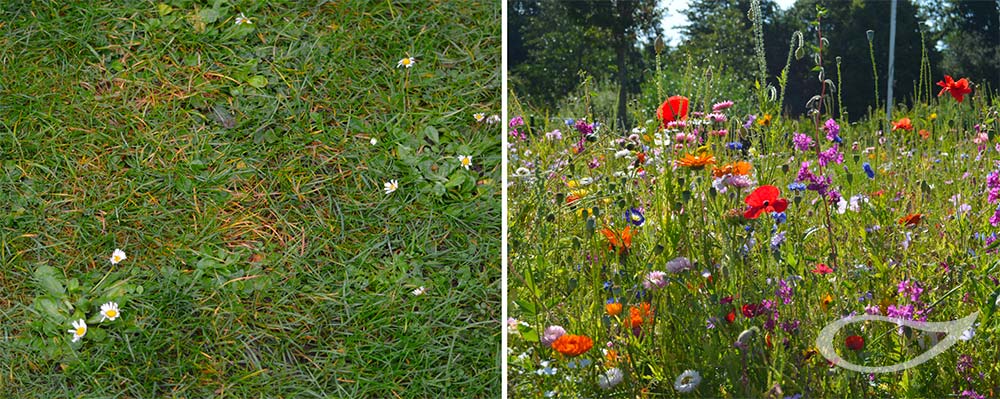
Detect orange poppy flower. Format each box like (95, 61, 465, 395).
(551, 334, 593, 357)
(675, 153, 716, 169)
(892, 118, 913, 131)
(757, 113, 773, 126)
(628, 303, 652, 328)
(820, 293, 833, 311)
(899, 213, 924, 227)
(918, 129, 930, 140)
(937, 75, 972, 103)
(600, 226, 633, 253)
(712, 161, 753, 177)
(606, 302, 623, 316)
(605, 349, 619, 366)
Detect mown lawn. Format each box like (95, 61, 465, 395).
(0, 1, 500, 397)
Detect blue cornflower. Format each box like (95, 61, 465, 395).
(772, 212, 786, 224)
(565, 118, 575, 126)
(603, 281, 613, 290)
(788, 182, 807, 192)
(863, 162, 875, 179)
(727, 141, 743, 150)
(625, 208, 645, 226)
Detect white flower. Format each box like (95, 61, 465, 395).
(411, 286, 427, 296)
(536, 360, 557, 376)
(397, 57, 415, 68)
(68, 319, 87, 342)
(614, 149, 631, 159)
(473, 113, 486, 122)
(100, 302, 120, 322)
(383, 179, 399, 195)
(674, 369, 702, 393)
(598, 367, 624, 390)
(370, 137, 378, 145)
(110, 248, 127, 264)
(486, 114, 501, 124)
(234, 12, 252, 25)
(458, 155, 473, 170)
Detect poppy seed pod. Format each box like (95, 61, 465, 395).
(866, 30, 875, 42)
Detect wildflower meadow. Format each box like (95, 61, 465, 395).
(507, 3, 1000, 398)
(0, 1, 500, 397)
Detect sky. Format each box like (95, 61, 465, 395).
(660, 0, 798, 46)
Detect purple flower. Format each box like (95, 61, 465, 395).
(643, 271, 669, 290)
(540, 325, 566, 347)
(818, 144, 844, 167)
(792, 133, 814, 151)
(707, 112, 727, 123)
(960, 390, 986, 399)
(957, 354, 974, 376)
(826, 189, 842, 205)
(776, 279, 793, 304)
(509, 116, 524, 128)
(864, 304, 881, 315)
(588, 157, 601, 169)
(545, 129, 562, 140)
(897, 279, 924, 302)
(743, 115, 757, 129)
(780, 319, 800, 333)
(991, 208, 1000, 227)
(771, 232, 786, 251)
(887, 304, 915, 321)
(824, 118, 841, 142)
(574, 120, 594, 136)
(665, 257, 693, 273)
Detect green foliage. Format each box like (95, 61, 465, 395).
(0, 1, 500, 397)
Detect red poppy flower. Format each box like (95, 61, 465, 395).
(725, 311, 736, 324)
(937, 75, 972, 103)
(811, 263, 834, 275)
(845, 335, 864, 351)
(741, 303, 764, 318)
(899, 213, 924, 227)
(657, 95, 689, 127)
(743, 185, 788, 219)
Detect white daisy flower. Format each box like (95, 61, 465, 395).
(100, 302, 120, 322)
(458, 155, 472, 170)
(411, 286, 427, 296)
(68, 319, 87, 342)
(370, 137, 378, 145)
(234, 12, 252, 25)
(397, 57, 415, 68)
(598, 367, 624, 390)
(674, 369, 702, 393)
(384, 180, 399, 195)
(473, 113, 486, 122)
(110, 248, 127, 264)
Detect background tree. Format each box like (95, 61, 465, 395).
(508, 0, 616, 110)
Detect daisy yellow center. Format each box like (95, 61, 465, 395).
(113, 255, 122, 262)
(402, 58, 411, 65)
(75, 327, 86, 335)
(106, 309, 118, 318)
(462, 158, 470, 166)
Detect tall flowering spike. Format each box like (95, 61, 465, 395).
(743, 185, 788, 219)
(936, 75, 972, 103)
(657, 95, 689, 127)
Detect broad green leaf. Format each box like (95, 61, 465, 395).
(34, 265, 65, 297)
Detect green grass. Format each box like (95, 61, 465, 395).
(0, 1, 500, 397)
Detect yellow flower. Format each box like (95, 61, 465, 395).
(929, 113, 937, 121)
